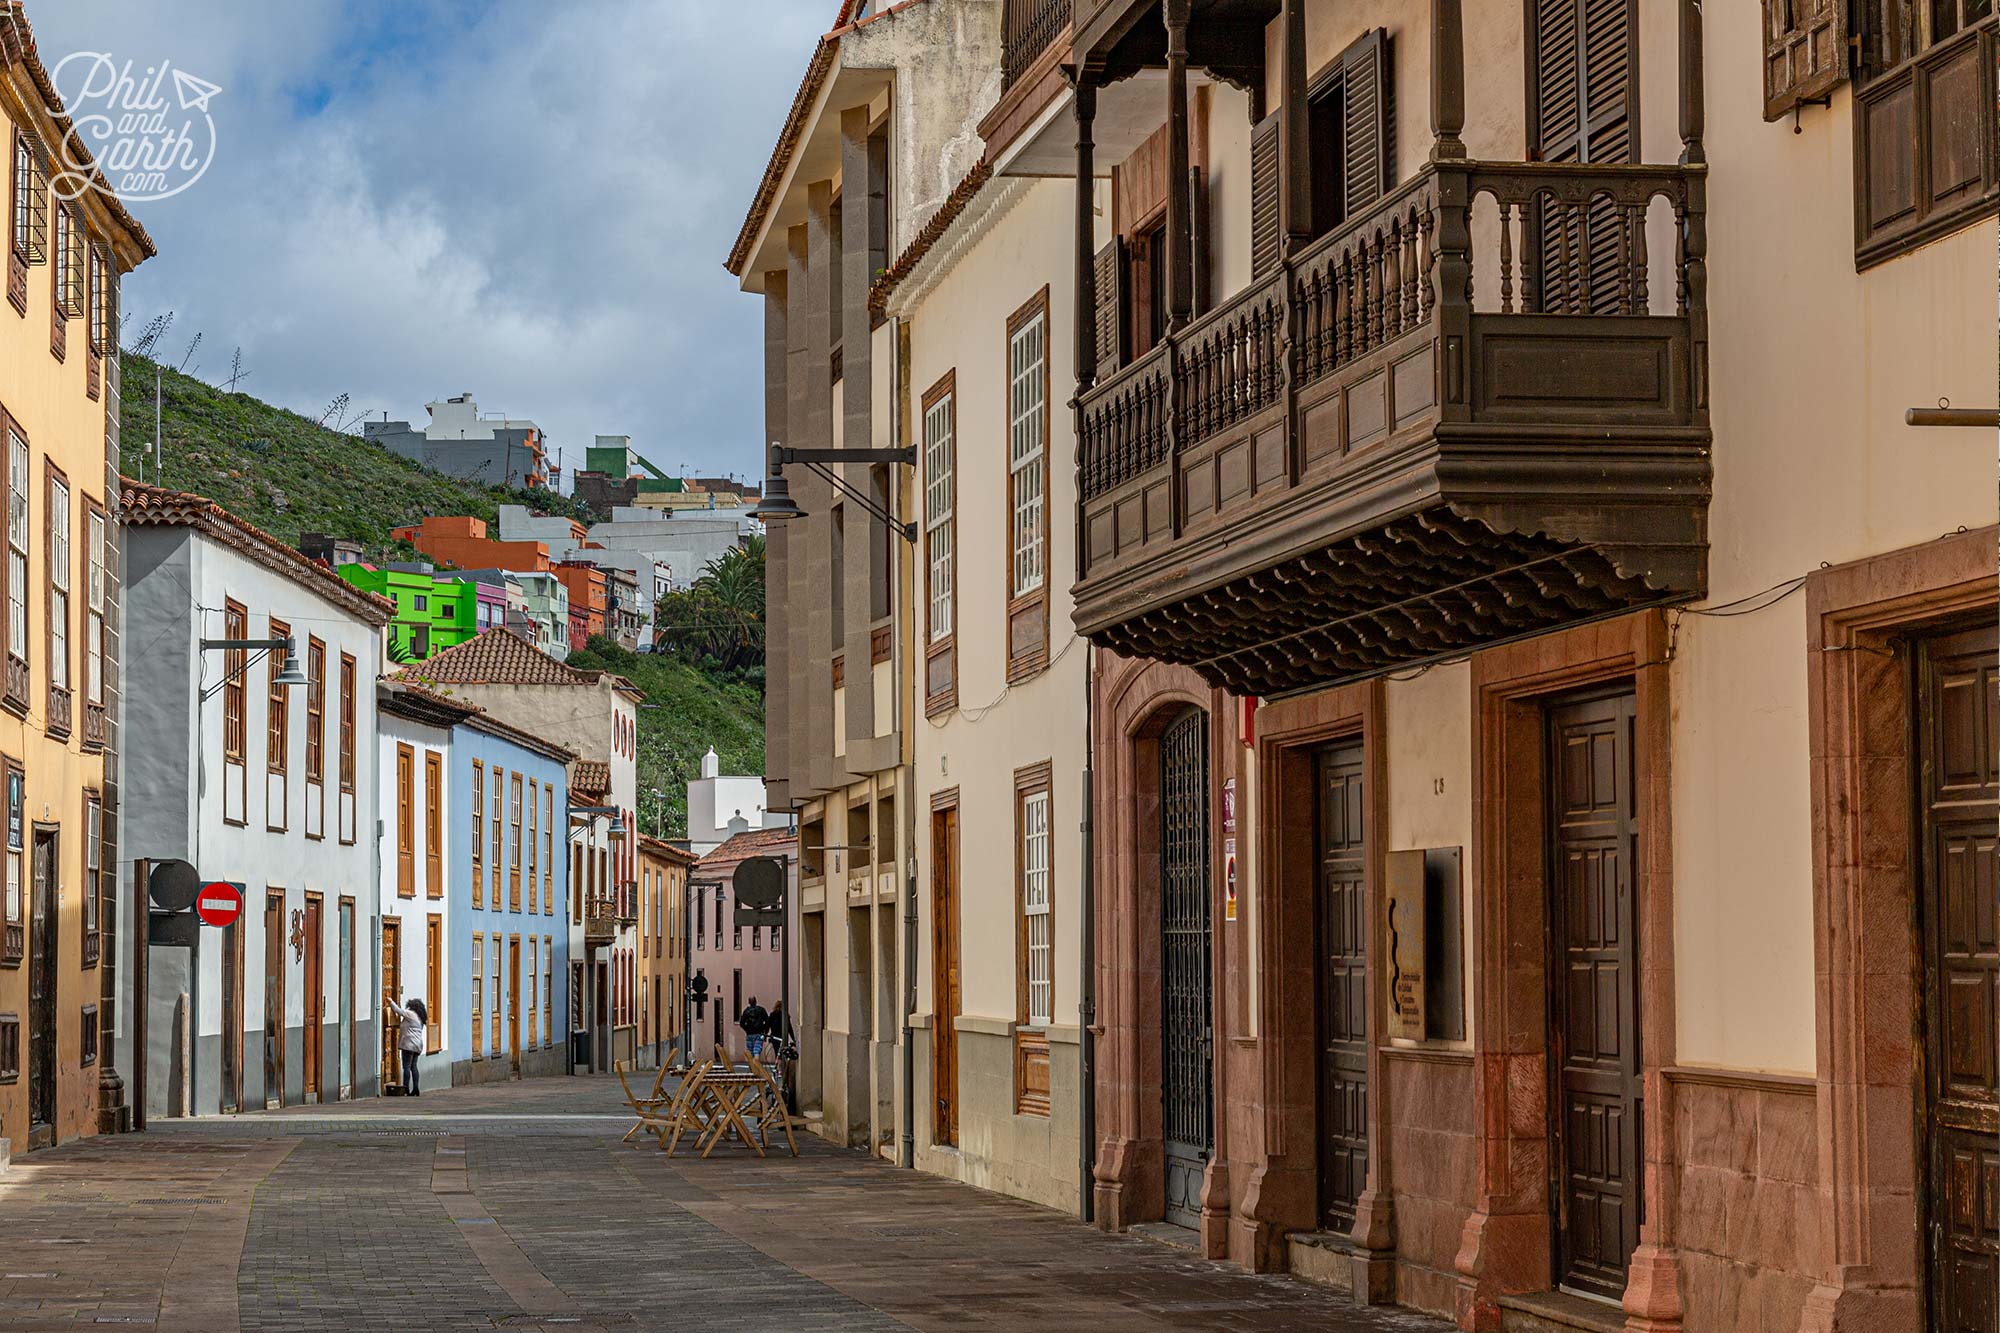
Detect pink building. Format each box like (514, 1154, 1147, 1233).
(688, 828, 796, 1062)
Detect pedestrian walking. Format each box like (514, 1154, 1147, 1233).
(737, 995, 770, 1061)
(767, 1001, 795, 1056)
(385, 994, 428, 1096)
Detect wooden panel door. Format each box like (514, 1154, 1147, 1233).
(1918, 625, 2000, 1333)
(26, 830, 55, 1131)
(264, 890, 285, 1109)
(302, 895, 322, 1101)
(508, 937, 522, 1077)
(1547, 689, 1641, 1299)
(220, 917, 242, 1112)
(380, 917, 400, 1092)
(1315, 741, 1368, 1232)
(931, 804, 961, 1147)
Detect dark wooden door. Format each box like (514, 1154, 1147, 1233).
(1161, 710, 1214, 1228)
(264, 891, 284, 1108)
(508, 937, 522, 1076)
(302, 896, 322, 1101)
(931, 804, 962, 1146)
(220, 918, 241, 1112)
(1547, 689, 1642, 1299)
(1917, 624, 2000, 1333)
(27, 830, 56, 1131)
(1315, 740, 1368, 1232)
(380, 917, 400, 1092)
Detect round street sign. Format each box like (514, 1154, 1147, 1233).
(195, 882, 243, 928)
(148, 859, 200, 913)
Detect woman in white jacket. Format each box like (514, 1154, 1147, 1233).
(383, 995, 428, 1096)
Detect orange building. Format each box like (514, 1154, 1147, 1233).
(553, 562, 606, 648)
(390, 516, 549, 574)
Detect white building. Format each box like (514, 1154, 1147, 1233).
(685, 747, 788, 856)
(121, 483, 393, 1115)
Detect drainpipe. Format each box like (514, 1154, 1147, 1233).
(1079, 643, 1096, 1221)
(891, 314, 918, 1171)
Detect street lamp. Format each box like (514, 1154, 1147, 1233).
(568, 804, 625, 835)
(750, 441, 916, 543)
(199, 635, 306, 699)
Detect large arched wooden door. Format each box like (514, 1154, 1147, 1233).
(1160, 709, 1213, 1229)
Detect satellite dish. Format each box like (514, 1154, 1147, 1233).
(735, 856, 786, 911)
(149, 859, 200, 913)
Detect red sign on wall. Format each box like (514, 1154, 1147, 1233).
(195, 881, 243, 928)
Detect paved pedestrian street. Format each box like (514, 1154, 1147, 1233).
(0, 1075, 1453, 1332)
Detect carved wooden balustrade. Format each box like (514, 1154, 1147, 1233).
(1074, 157, 1710, 696)
(1002, 0, 1071, 88)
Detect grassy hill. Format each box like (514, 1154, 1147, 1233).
(116, 352, 597, 554)
(565, 640, 765, 841)
(117, 352, 765, 840)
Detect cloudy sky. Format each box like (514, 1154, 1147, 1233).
(22, 0, 836, 486)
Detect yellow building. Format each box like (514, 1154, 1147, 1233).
(0, 6, 156, 1146)
(636, 834, 693, 1068)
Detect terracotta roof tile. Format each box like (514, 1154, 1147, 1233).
(120, 480, 395, 626)
(570, 760, 610, 796)
(698, 827, 798, 869)
(869, 157, 992, 316)
(406, 627, 595, 687)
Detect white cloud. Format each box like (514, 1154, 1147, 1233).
(22, 0, 837, 485)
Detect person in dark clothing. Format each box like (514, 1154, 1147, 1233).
(737, 996, 770, 1060)
(766, 1001, 794, 1055)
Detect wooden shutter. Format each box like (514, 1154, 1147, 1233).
(1532, 0, 1634, 312)
(1763, 0, 1847, 121)
(1249, 111, 1281, 278)
(1190, 166, 1211, 317)
(1092, 238, 1127, 379)
(1340, 30, 1393, 220)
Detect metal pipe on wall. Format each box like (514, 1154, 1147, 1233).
(1079, 644, 1096, 1221)
(892, 313, 919, 1171)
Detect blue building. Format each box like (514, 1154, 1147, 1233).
(451, 711, 575, 1083)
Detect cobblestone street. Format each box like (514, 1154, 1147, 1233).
(0, 1076, 1453, 1332)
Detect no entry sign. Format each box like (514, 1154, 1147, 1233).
(195, 881, 243, 928)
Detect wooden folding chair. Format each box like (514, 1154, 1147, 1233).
(752, 1050, 799, 1156)
(615, 1060, 674, 1144)
(694, 1071, 767, 1159)
(659, 1058, 716, 1157)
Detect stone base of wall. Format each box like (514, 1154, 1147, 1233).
(912, 1023, 1080, 1215)
(451, 1045, 566, 1086)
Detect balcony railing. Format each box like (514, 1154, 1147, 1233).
(1002, 0, 1070, 88)
(1075, 157, 1709, 695)
(584, 897, 617, 946)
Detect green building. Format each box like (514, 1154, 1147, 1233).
(336, 563, 478, 662)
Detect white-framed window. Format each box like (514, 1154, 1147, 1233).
(923, 390, 955, 642)
(1008, 309, 1046, 598)
(8, 433, 27, 662)
(86, 507, 104, 704)
(1020, 787, 1052, 1027)
(48, 475, 68, 691)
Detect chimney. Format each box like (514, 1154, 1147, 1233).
(700, 746, 719, 780)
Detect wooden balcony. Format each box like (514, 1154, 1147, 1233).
(1075, 159, 1711, 697)
(584, 898, 617, 947)
(1002, 0, 1069, 88)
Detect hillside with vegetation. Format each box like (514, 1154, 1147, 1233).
(565, 639, 765, 840)
(115, 352, 598, 555)
(117, 350, 765, 840)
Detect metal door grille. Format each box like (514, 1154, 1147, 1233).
(1160, 710, 1213, 1228)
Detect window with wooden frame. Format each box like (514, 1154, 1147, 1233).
(2, 430, 24, 711)
(395, 742, 415, 896)
(53, 202, 80, 315)
(264, 617, 288, 829)
(571, 843, 583, 924)
(1005, 290, 1050, 682)
(85, 502, 106, 719)
(425, 914, 442, 1053)
(1014, 761, 1053, 1116)
(1527, 4, 1632, 312)
(79, 1003, 96, 1066)
(471, 935, 485, 1056)
(471, 762, 485, 908)
(489, 936, 501, 1052)
(921, 372, 958, 715)
(3, 762, 22, 963)
(509, 772, 524, 910)
(337, 651, 356, 788)
(528, 936, 539, 1046)
(1849, 0, 1997, 266)
(87, 244, 108, 354)
(82, 791, 100, 967)
(0, 1013, 17, 1080)
(222, 602, 248, 825)
(543, 936, 553, 1046)
(542, 786, 554, 915)
(424, 749, 443, 897)
(43, 463, 68, 736)
(491, 767, 505, 907)
(303, 638, 324, 836)
(526, 779, 539, 914)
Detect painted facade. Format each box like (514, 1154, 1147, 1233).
(122, 483, 391, 1119)
(635, 834, 693, 1070)
(374, 684, 459, 1093)
(337, 563, 478, 662)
